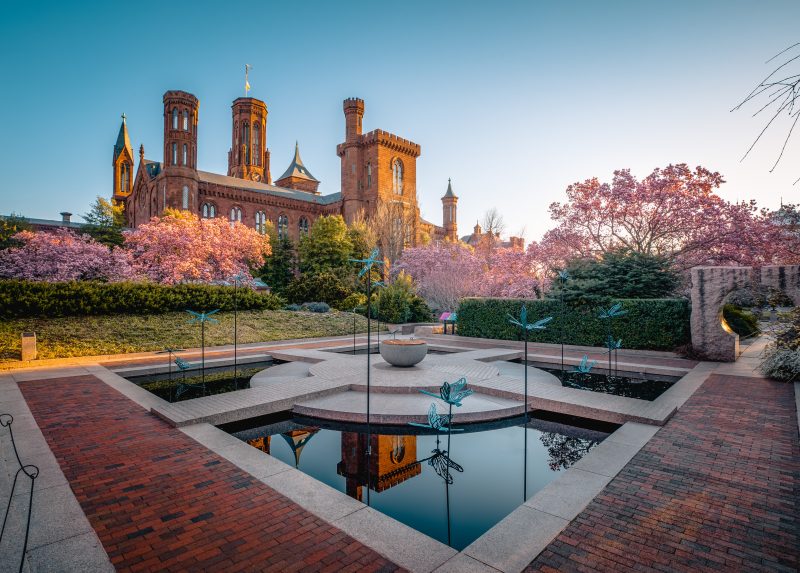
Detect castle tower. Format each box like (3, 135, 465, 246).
(162, 90, 200, 212)
(343, 97, 364, 142)
(275, 142, 320, 193)
(112, 114, 134, 203)
(228, 97, 270, 183)
(441, 178, 458, 241)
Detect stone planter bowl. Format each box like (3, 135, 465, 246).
(379, 340, 428, 367)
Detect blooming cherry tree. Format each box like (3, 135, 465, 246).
(0, 228, 133, 282)
(124, 209, 270, 284)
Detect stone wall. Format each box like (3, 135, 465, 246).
(690, 265, 800, 361)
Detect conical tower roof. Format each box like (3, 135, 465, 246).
(113, 114, 133, 161)
(442, 178, 457, 199)
(277, 142, 319, 182)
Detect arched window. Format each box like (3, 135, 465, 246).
(182, 186, 189, 210)
(201, 203, 216, 218)
(253, 123, 260, 166)
(171, 143, 178, 165)
(277, 214, 289, 240)
(366, 163, 372, 188)
(243, 122, 250, 165)
(230, 206, 242, 225)
(120, 163, 129, 194)
(298, 216, 309, 236)
(182, 144, 188, 166)
(182, 110, 189, 131)
(392, 159, 403, 194)
(255, 211, 267, 234)
(172, 108, 178, 130)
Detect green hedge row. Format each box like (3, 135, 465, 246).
(456, 298, 690, 350)
(0, 280, 284, 318)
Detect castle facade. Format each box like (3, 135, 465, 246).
(113, 91, 458, 245)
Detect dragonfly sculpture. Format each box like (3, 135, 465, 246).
(598, 303, 626, 377)
(173, 357, 192, 400)
(186, 309, 220, 394)
(349, 248, 384, 467)
(419, 377, 474, 407)
(507, 305, 553, 421)
(425, 447, 464, 484)
(409, 403, 464, 433)
(156, 347, 185, 386)
(574, 355, 597, 374)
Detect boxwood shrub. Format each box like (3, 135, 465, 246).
(0, 280, 284, 318)
(457, 297, 690, 350)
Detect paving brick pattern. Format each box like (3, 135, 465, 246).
(526, 373, 799, 573)
(21, 375, 404, 573)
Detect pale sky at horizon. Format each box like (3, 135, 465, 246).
(1, 0, 798, 242)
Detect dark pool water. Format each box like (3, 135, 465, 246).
(126, 360, 274, 402)
(541, 367, 676, 401)
(228, 415, 609, 550)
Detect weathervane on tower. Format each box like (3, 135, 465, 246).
(245, 64, 252, 96)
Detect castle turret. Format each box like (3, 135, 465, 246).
(343, 97, 364, 142)
(112, 114, 134, 203)
(162, 90, 199, 211)
(441, 178, 458, 241)
(227, 97, 270, 183)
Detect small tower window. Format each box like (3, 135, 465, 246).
(243, 122, 250, 165)
(120, 163, 129, 194)
(182, 186, 189, 210)
(392, 159, 403, 194)
(253, 123, 260, 167)
(172, 143, 178, 165)
(255, 211, 267, 234)
(298, 216, 309, 236)
(277, 214, 288, 240)
(182, 110, 189, 131)
(230, 206, 242, 225)
(366, 163, 372, 188)
(172, 108, 178, 130)
(182, 144, 188, 166)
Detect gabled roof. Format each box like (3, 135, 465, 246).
(113, 115, 133, 161)
(442, 178, 457, 199)
(276, 142, 319, 182)
(197, 169, 340, 205)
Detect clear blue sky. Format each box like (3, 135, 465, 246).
(1, 0, 797, 240)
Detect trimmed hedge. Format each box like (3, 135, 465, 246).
(457, 297, 690, 350)
(0, 280, 283, 318)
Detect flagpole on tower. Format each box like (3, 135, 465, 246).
(245, 64, 252, 96)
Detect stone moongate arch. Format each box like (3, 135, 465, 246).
(690, 265, 800, 361)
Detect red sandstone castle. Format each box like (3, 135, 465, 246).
(112, 91, 458, 245)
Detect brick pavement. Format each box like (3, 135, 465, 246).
(526, 373, 799, 573)
(20, 375, 404, 573)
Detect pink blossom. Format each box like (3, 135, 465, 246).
(0, 228, 134, 282)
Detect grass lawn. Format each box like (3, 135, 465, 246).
(0, 309, 384, 362)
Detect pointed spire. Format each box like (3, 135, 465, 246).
(114, 113, 133, 161)
(442, 177, 457, 199)
(276, 141, 319, 182)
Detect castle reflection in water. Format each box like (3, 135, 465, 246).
(248, 428, 422, 501)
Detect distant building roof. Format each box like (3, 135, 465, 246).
(277, 142, 319, 182)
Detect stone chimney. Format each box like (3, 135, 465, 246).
(60, 211, 72, 225)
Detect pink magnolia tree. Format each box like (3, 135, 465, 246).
(124, 209, 271, 284)
(531, 164, 790, 271)
(0, 228, 134, 282)
(394, 242, 543, 310)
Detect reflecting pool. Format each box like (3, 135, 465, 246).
(227, 415, 610, 550)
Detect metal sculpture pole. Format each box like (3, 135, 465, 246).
(187, 309, 220, 396)
(508, 305, 552, 421)
(353, 307, 357, 355)
(230, 272, 247, 389)
(557, 270, 570, 377)
(599, 303, 626, 379)
(349, 248, 383, 506)
(156, 347, 185, 385)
